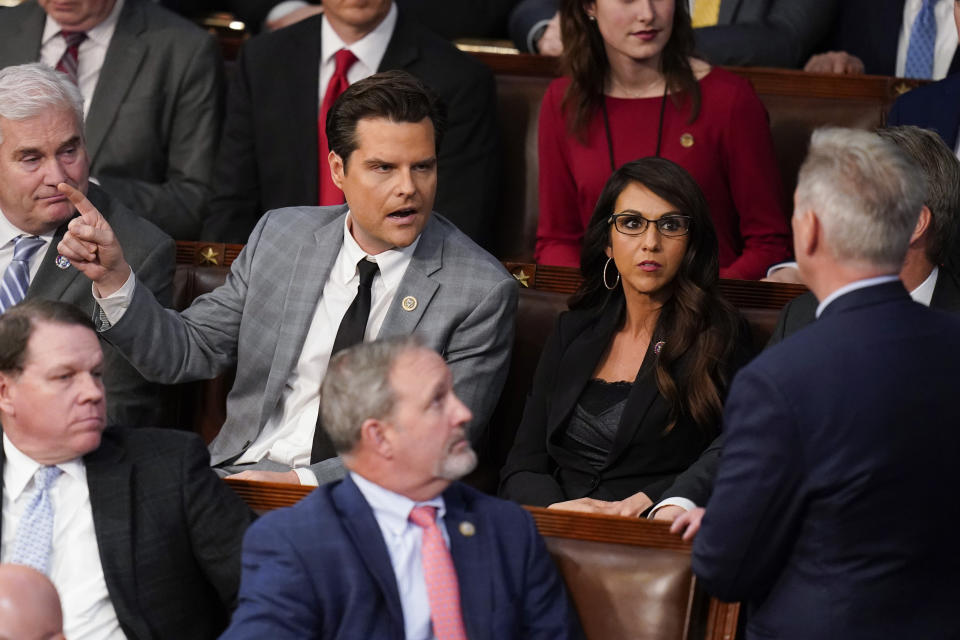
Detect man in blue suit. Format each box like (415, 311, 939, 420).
(691, 128, 960, 639)
(221, 336, 582, 639)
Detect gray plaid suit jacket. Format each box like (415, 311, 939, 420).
(100, 206, 518, 480)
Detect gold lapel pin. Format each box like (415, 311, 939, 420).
(458, 521, 476, 537)
(680, 133, 695, 148)
(401, 296, 417, 312)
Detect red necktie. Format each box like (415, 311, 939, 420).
(56, 31, 86, 86)
(408, 506, 468, 640)
(318, 48, 358, 205)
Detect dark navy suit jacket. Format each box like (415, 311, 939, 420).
(692, 282, 960, 639)
(221, 474, 583, 639)
(888, 72, 960, 149)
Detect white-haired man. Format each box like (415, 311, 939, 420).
(691, 127, 960, 639)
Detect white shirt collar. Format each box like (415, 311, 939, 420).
(815, 275, 902, 317)
(42, 0, 125, 46)
(338, 212, 420, 290)
(910, 265, 939, 307)
(350, 471, 445, 539)
(0, 210, 56, 248)
(320, 1, 397, 75)
(2, 433, 85, 502)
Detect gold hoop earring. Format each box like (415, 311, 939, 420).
(603, 257, 620, 290)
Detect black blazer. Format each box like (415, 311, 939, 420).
(0, 428, 254, 640)
(500, 297, 752, 507)
(205, 9, 500, 248)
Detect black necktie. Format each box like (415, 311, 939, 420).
(311, 258, 379, 463)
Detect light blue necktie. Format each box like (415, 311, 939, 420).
(0, 235, 45, 314)
(905, 0, 938, 79)
(9, 466, 63, 575)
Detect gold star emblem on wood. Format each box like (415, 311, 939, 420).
(199, 247, 220, 265)
(512, 269, 530, 288)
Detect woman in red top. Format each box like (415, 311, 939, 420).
(536, 0, 792, 279)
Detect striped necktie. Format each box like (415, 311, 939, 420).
(0, 236, 46, 314)
(409, 506, 468, 640)
(9, 466, 63, 575)
(56, 31, 87, 86)
(691, 0, 722, 28)
(905, 0, 938, 79)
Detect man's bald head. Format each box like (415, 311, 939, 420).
(0, 564, 64, 640)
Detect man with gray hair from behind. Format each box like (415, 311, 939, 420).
(223, 335, 584, 639)
(689, 127, 960, 639)
(0, 62, 173, 427)
(0, 564, 65, 640)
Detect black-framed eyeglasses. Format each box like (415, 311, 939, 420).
(607, 212, 692, 237)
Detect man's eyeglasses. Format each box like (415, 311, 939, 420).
(607, 213, 692, 237)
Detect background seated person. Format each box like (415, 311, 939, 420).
(500, 158, 753, 515)
(536, 0, 791, 279)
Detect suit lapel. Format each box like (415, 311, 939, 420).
(280, 17, 323, 205)
(25, 221, 84, 303)
(332, 477, 405, 629)
(85, 1, 147, 163)
(379, 217, 441, 338)
(444, 484, 491, 640)
(258, 211, 346, 426)
(84, 435, 151, 640)
(717, 0, 742, 25)
(378, 11, 420, 72)
(2, 3, 44, 65)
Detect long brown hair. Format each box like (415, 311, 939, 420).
(559, 0, 702, 140)
(570, 158, 740, 430)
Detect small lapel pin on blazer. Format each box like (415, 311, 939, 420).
(680, 133, 695, 148)
(401, 295, 417, 312)
(55, 255, 71, 270)
(458, 521, 476, 537)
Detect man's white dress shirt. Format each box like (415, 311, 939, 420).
(39, 0, 126, 119)
(352, 472, 449, 640)
(1, 435, 123, 640)
(896, 0, 959, 80)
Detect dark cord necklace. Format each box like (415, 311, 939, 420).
(600, 83, 669, 172)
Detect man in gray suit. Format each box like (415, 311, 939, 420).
(0, 63, 174, 428)
(58, 71, 519, 486)
(0, 0, 223, 240)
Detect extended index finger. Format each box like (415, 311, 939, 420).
(58, 182, 103, 226)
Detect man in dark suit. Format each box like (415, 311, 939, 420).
(222, 336, 581, 639)
(653, 125, 960, 527)
(204, 0, 500, 249)
(58, 72, 517, 487)
(888, 1, 960, 150)
(0, 63, 174, 428)
(690, 127, 960, 638)
(0, 299, 253, 639)
(509, 0, 836, 67)
(805, 0, 960, 77)
(0, 0, 223, 240)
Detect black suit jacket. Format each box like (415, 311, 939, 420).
(693, 282, 960, 638)
(205, 10, 500, 248)
(888, 72, 960, 150)
(664, 268, 960, 508)
(1, 428, 254, 640)
(25, 184, 176, 429)
(499, 297, 751, 506)
(821, 0, 960, 76)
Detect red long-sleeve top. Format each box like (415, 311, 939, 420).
(535, 69, 792, 279)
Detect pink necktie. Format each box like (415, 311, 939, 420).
(318, 48, 358, 205)
(56, 31, 86, 86)
(408, 506, 468, 640)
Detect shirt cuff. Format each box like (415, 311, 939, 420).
(766, 260, 798, 278)
(647, 496, 697, 518)
(266, 0, 309, 25)
(92, 267, 135, 328)
(294, 467, 319, 487)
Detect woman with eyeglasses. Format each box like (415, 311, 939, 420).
(535, 0, 791, 280)
(500, 158, 753, 515)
